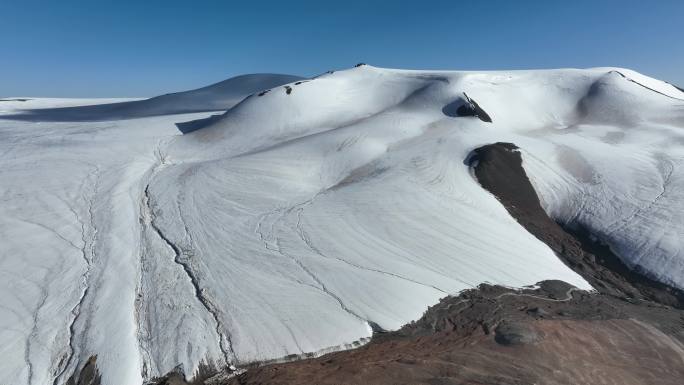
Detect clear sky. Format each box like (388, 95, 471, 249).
(2, 0, 682, 97)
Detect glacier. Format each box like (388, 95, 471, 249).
(0, 66, 683, 385)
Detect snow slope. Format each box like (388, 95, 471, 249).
(2, 73, 302, 121)
(0, 65, 683, 385)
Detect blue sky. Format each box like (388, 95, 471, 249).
(2, 0, 682, 97)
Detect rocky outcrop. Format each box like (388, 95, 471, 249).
(470, 142, 684, 308)
(442, 92, 492, 122)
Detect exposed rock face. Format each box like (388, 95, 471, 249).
(66, 356, 101, 385)
(470, 142, 684, 308)
(460, 92, 492, 122)
(442, 92, 493, 122)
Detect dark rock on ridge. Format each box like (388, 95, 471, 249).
(443, 92, 492, 122)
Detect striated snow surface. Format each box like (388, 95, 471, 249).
(0, 66, 683, 385)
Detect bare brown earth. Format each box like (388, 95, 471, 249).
(222, 282, 684, 385)
(72, 141, 684, 385)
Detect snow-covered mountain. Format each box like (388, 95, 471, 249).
(2, 73, 302, 121)
(0, 65, 683, 385)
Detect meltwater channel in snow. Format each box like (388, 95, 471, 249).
(1, 65, 683, 385)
